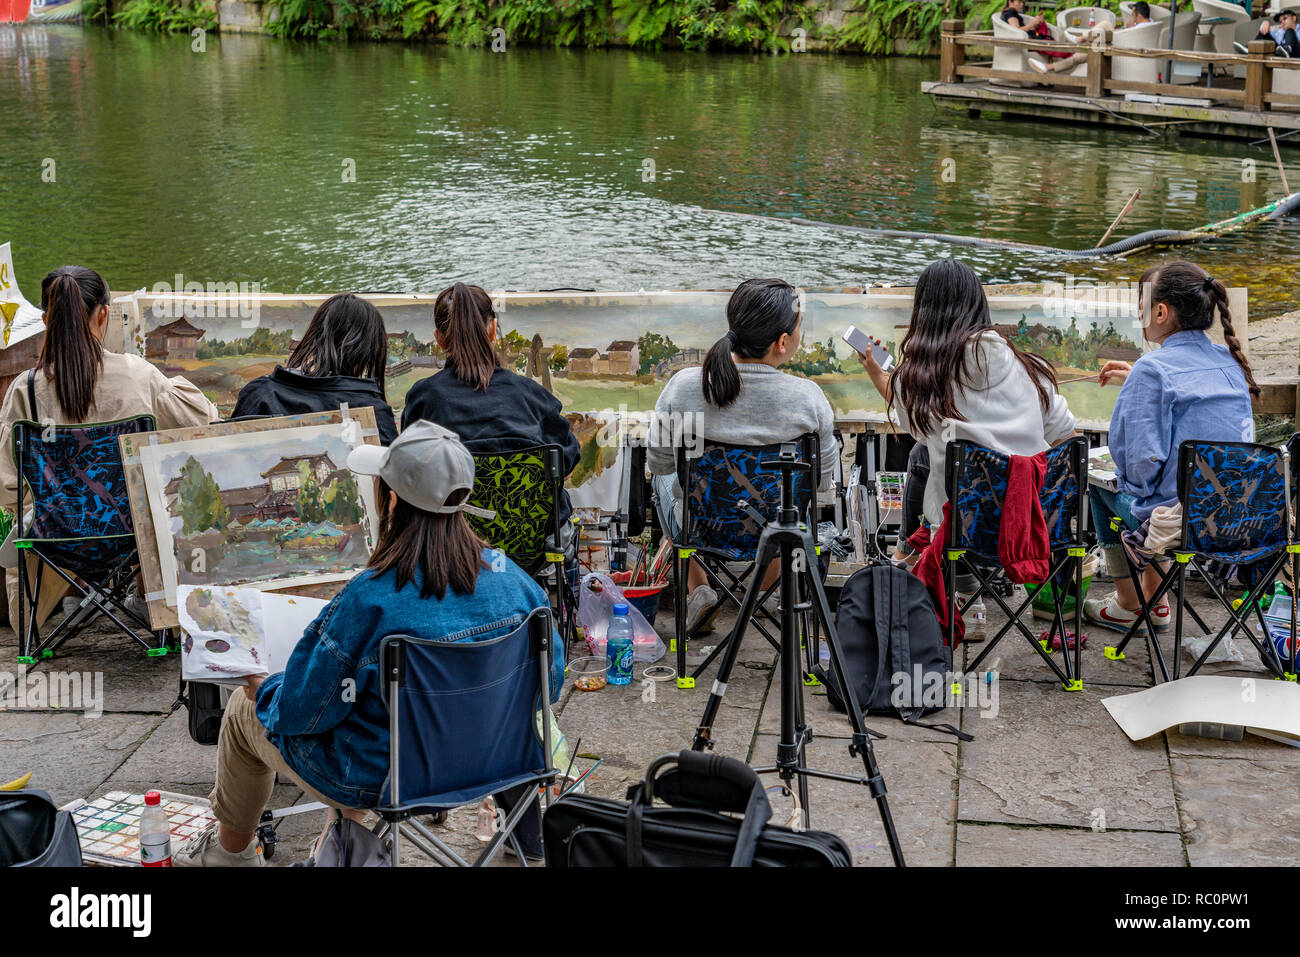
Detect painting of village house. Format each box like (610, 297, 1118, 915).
(138, 421, 380, 603)
(122, 288, 1168, 433)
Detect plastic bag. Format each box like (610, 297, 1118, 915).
(577, 572, 665, 663)
(1181, 633, 1245, 664)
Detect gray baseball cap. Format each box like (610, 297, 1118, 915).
(347, 420, 494, 519)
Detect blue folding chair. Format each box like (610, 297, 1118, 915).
(11, 414, 170, 662)
(671, 434, 819, 688)
(943, 437, 1090, 690)
(375, 607, 559, 867)
(1106, 440, 1297, 682)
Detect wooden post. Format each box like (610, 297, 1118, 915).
(1086, 42, 1108, 99)
(941, 19, 966, 83)
(1246, 39, 1274, 112)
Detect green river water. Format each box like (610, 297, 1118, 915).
(1, 25, 1297, 315)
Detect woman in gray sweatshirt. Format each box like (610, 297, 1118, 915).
(647, 278, 837, 634)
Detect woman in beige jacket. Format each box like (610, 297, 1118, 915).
(0, 265, 218, 627)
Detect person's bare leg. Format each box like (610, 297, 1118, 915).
(1141, 563, 1167, 607)
(218, 824, 257, 854)
(687, 556, 707, 592)
(1113, 574, 1141, 610)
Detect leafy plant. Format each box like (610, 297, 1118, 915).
(113, 0, 217, 34)
(264, 0, 335, 38)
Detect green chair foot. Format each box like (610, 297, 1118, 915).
(1038, 638, 1053, 655)
(145, 647, 169, 657)
(803, 673, 821, 687)
(16, 655, 36, 665)
(1104, 646, 1125, 661)
(676, 676, 695, 690)
(1062, 679, 1083, 692)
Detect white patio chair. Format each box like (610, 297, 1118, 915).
(1058, 5, 1119, 29)
(1112, 20, 1166, 84)
(1190, 0, 1250, 54)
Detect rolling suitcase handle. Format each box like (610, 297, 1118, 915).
(625, 751, 773, 867)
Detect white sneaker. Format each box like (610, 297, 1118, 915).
(685, 586, 719, 635)
(1083, 593, 1170, 633)
(173, 821, 265, 867)
(1028, 56, 1050, 74)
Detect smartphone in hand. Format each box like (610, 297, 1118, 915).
(843, 325, 894, 372)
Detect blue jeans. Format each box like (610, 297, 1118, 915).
(652, 472, 682, 541)
(1088, 486, 1139, 546)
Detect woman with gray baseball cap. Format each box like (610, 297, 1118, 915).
(176, 420, 564, 867)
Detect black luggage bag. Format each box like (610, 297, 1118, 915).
(0, 789, 83, 867)
(543, 750, 852, 867)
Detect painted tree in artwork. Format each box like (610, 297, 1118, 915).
(176, 456, 229, 535)
(295, 461, 325, 524)
(321, 474, 363, 525)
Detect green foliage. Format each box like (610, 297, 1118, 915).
(113, 0, 217, 34)
(321, 473, 363, 525)
(785, 336, 842, 377)
(294, 461, 325, 523)
(549, 344, 568, 373)
(636, 331, 678, 375)
(177, 456, 229, 536)
(265, 0, 335, 38)
(196, 327, 296, 359)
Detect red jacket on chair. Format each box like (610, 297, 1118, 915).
(911, 451, 1051, 647)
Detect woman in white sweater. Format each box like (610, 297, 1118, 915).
(856, 259, 1076, 530)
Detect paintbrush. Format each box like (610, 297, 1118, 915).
(562, 736, 581, 791)
(1056, 372, 1103, 385)
(628, 546, 645, 588)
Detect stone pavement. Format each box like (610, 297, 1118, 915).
(2, 577, 1298, 867)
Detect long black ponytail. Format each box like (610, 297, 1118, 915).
(701, 278, 801, 408)
(434, 282, 499, 393)
(38, 265, 109, 422)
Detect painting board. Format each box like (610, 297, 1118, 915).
(121, 407, 380, 629)
(115, 283, 1246, 436)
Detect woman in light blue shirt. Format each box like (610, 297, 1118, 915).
(1084, 261, 1258, 633)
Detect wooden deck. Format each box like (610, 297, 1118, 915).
(928, 20, 1300, 143)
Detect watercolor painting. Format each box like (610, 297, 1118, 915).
(134, 417, 379, 609)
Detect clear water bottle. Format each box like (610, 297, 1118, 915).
(139, 791, 172, 867)
(968, 597, 987, 641)
(606, 602, 635, 686)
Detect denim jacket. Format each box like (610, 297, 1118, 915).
(255, 549, 564, 809)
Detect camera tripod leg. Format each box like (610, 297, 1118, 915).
(692, 533, 783, 752)
(801, 528, 906, 867)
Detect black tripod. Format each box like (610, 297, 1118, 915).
(690, 444, 906, 867)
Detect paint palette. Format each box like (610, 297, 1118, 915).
(63, 790, 216, 866)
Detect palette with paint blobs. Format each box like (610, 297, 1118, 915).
(63, 790, 217, 866)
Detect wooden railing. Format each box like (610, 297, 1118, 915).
(939, 19, 1300, 111)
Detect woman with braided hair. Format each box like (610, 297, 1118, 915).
(1084, 261, 1259, 633)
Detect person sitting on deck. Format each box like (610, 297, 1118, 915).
(1124, 1, 1152, 27)
(999, 0, 1044, 32)
(232, 293, 398, 445)
(1260, 10, 1300, 58)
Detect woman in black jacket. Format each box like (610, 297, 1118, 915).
(232, 294, 398, 444)
(401, 283, 580, 533)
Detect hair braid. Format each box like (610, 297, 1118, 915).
(1209, 279, 1260, 397)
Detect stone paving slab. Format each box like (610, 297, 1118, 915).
(957, 679, 1181, 832)
(1172, 756, 1300, 866)
(0, 711, 163, 805)
(747, 732, 958, 867)
(955, 822, 1185, 866)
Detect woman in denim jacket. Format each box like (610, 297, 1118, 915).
(176, 421, 564, 866)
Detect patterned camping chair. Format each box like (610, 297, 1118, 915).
(943, 437, 1090, 690)
(464, 443, 577, 643)
(671, 434, 818, 688)
(12, 415, 168, 662)
(1106, 440, 1296, 682)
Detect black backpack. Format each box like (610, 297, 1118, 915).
(817, 563, 970, 741)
